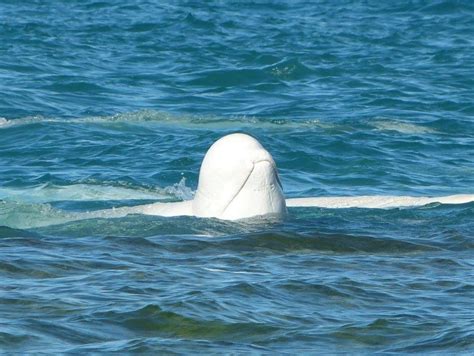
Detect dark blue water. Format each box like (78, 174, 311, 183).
(1, 1, 473, 353)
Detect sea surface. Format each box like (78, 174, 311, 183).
(1, 0, 473, 354)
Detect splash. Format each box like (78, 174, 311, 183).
(0, 117, 10, 127)
(163, 177, 195, 201)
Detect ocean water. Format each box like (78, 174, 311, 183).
(1, 0, 474, 353)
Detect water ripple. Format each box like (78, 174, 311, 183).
(1, 0, 473, 353)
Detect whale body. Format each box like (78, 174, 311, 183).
(136, 133, 474, 221)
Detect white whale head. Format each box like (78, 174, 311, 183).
(192, 133, 287, 220)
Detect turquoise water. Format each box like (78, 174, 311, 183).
(1, 0, 474, 353)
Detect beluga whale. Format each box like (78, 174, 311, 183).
(139, 133, 286, 220)
(133, 133, 474, 221)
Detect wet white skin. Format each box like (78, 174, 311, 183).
(192, 133, 286, 220)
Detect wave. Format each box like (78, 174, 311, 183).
(371, 119, 437, 134)
(0, 199, 183, 230)
(213, 231, 439, 254)
(0, 110, 328, 131)
(0, 178, 194, 229)
(0, 178, 193, 204)
(0, 183, 164, 204)
(88, 303, 277, 340)
(0, 110, 441, 135)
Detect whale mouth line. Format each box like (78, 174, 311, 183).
(220, 159, 275, 216)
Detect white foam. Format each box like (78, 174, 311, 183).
(372, 119, 436, 134)
(0, 117, 12, 127)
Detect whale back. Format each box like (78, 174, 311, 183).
(192, 133, 286, 220)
